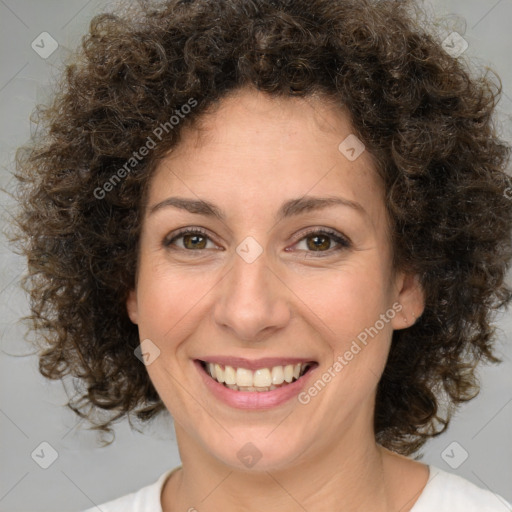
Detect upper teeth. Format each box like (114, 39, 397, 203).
(206, 362, 310, 387)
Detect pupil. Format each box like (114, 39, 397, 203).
(185, 234, 206, 249)
(308, 234, 329, 251)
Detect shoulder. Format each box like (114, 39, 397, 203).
(80, 466, 181, 512)
(412, 466, 512, 512)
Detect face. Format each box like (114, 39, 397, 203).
(126, 87, 424, 471)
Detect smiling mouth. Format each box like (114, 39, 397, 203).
(198, 360, 317, 392)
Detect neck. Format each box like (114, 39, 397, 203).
(162, 423, 420, 512)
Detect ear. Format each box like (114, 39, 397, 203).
(126, 289, 139, 325)
(391, 271, 425, 330)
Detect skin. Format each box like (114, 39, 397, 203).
(126, 86, 428, 512)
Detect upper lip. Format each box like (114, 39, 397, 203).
(197, 357, 317, 371)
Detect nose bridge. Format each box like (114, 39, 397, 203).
(213, 238, 290, 341)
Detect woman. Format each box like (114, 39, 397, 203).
(12, 0, 512, 510)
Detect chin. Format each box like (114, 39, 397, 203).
(199, 424, 312, 472)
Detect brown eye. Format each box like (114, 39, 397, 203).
(164, 228, 215, 251)
(293, 228, 351, 256)
(306, 233, 332, 251)
(181, 233, 207, 250)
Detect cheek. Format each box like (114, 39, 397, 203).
(291, 258, 396, 394)
(135, 249, 214, 327)
(306, 269, 395, 411)
(293, 259, 394, 340)
(133, 278, 188, 354)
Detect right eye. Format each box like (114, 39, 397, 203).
(163, 227, 220, 251)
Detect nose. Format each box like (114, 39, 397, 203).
(213, 246, 291, 343)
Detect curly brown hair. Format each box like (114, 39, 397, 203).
(11, 0, 512, 455)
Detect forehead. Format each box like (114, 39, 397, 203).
(147, 87, 384, 224)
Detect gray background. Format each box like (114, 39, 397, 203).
(0, 1, 511, 511)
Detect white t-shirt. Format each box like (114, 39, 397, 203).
(81, 465, 512, 512)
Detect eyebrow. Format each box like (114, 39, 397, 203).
(148, 195, 367, 221)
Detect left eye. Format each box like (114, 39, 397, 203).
(291, 229, 351, 256)
(163, 228, 351, 255)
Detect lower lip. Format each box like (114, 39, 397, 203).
(194, 360, 317, 410)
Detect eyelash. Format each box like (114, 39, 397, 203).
(163, 226, 351, 257)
